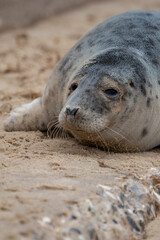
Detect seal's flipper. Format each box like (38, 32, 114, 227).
(5, 97, 48, 131)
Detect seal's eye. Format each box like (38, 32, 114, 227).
(68, 83, 78, 96)
(70, 83, 78, 92)
(104, 88, 120, 99)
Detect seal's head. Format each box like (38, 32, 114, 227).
(58, 48, 151, 152)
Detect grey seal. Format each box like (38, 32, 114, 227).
(5, 10, 160, 152)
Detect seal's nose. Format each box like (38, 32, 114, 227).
(66, 107, 79, 116)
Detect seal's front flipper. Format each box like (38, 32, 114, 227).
(5, 97, 48, 131)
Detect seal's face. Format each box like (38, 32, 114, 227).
(59, 72, 136, 152)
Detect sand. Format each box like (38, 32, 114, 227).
(0, 0, 160, 239)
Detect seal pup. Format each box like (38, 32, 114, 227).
(5, 10, 160, 152)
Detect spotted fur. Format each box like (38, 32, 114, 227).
(5, 10, 160, 152)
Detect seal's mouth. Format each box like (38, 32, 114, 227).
(62, 123, 101, 137)
(65, 126, 105, 144)
(64, 127, 83, 132)
(47, 119, 141, 153)
(62, 124, 141, 153)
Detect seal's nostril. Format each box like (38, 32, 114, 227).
(66, 107, 79, 116)
(66, 108, 71, 115)
(71, 108, 79, 116)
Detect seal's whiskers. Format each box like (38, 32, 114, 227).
(47, 119, 70, 140)
(95, 129, 110, 152)
(105, 127, 133, 147)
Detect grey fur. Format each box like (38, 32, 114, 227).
(5, 10, 160, 152)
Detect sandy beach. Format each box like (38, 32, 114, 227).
(1, 0, 160, 239)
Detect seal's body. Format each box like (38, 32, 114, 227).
(5, 10, 160, 152)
